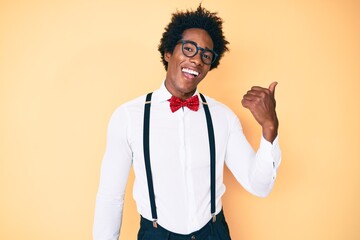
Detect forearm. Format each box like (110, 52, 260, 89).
(226, 117, 281, 197)
(93, 154, 131, 240)
(261, 117, 279, 143)
(93, 193, 124, 240)
(249, 136, 281, 197)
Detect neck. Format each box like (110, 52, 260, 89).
(164, 81, 196, 101)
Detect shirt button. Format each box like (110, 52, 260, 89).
(191, 236, 196, 240)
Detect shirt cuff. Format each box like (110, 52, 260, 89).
(258, 135, 281, 176)
(260, 135, 279, 149)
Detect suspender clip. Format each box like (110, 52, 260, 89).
(153, 219, 158, 228)
(212, 213, 216, 223)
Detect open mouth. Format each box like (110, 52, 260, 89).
(182, 67, 200, 78)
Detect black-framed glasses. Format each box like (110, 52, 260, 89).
(178, 40, 218, 65)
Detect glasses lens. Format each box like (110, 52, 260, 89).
(182, 42, 197, 57)
(181, 40, 217, 65)
(201, 50, 215, 65)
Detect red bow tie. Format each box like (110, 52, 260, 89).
(168, 95, 200, 112)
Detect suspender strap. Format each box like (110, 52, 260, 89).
(143, 92, 158, 227)
(199, 93, 217, 221)
(143, 92, 217, 227)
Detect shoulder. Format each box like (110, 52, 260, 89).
(119, 93, 151, 109)
(110, 93, 149, 120)
(200, 93, 236, 117)
(200, 93, 242, 130)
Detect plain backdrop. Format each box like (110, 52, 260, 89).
(1, 0, 359, 239)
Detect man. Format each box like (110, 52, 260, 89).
(93, 5, 281, 240)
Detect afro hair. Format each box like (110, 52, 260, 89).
(158, 5, 229, 71)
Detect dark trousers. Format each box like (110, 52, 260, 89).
(137, 210, 231, 240)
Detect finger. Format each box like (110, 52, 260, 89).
(242, 97, 255, 107)
(268, 82, 278, 95)
(247, 87, 268, 95)
(244, 90, 258, 98)
(241, 98, 250, 108)
(242, 95, 256, 102)
(243, 90, 262, 101)
(246, 89, 268, 99)
(251, 86, 267, 91)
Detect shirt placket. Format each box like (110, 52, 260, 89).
(183, 109, 197, 229)
(177, 108, 189, 215)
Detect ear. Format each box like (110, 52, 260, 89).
(164, 52, 172, 62)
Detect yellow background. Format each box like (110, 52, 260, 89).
(1, 0, 359, 239)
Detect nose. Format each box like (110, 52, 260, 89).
(190, 52, 203, 66)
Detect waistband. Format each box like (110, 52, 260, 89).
(140, 210, 225, 240)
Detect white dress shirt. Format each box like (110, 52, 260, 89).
(93, 82, 281, 239)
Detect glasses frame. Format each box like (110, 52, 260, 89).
(178, 40, 218, 65)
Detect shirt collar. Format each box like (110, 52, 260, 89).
(156, 80, 200, 104)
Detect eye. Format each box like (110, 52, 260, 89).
(202, 52, 213, 60)
(184, 46, 194, 52)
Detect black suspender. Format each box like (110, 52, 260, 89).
(142, 92, 216, 228)
(143, 92, 158, 227)
(199, 93, 217, 222)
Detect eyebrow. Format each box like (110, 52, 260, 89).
(182, 39, 214, 51)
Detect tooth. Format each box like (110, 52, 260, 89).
(182, 68, 199, 76)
